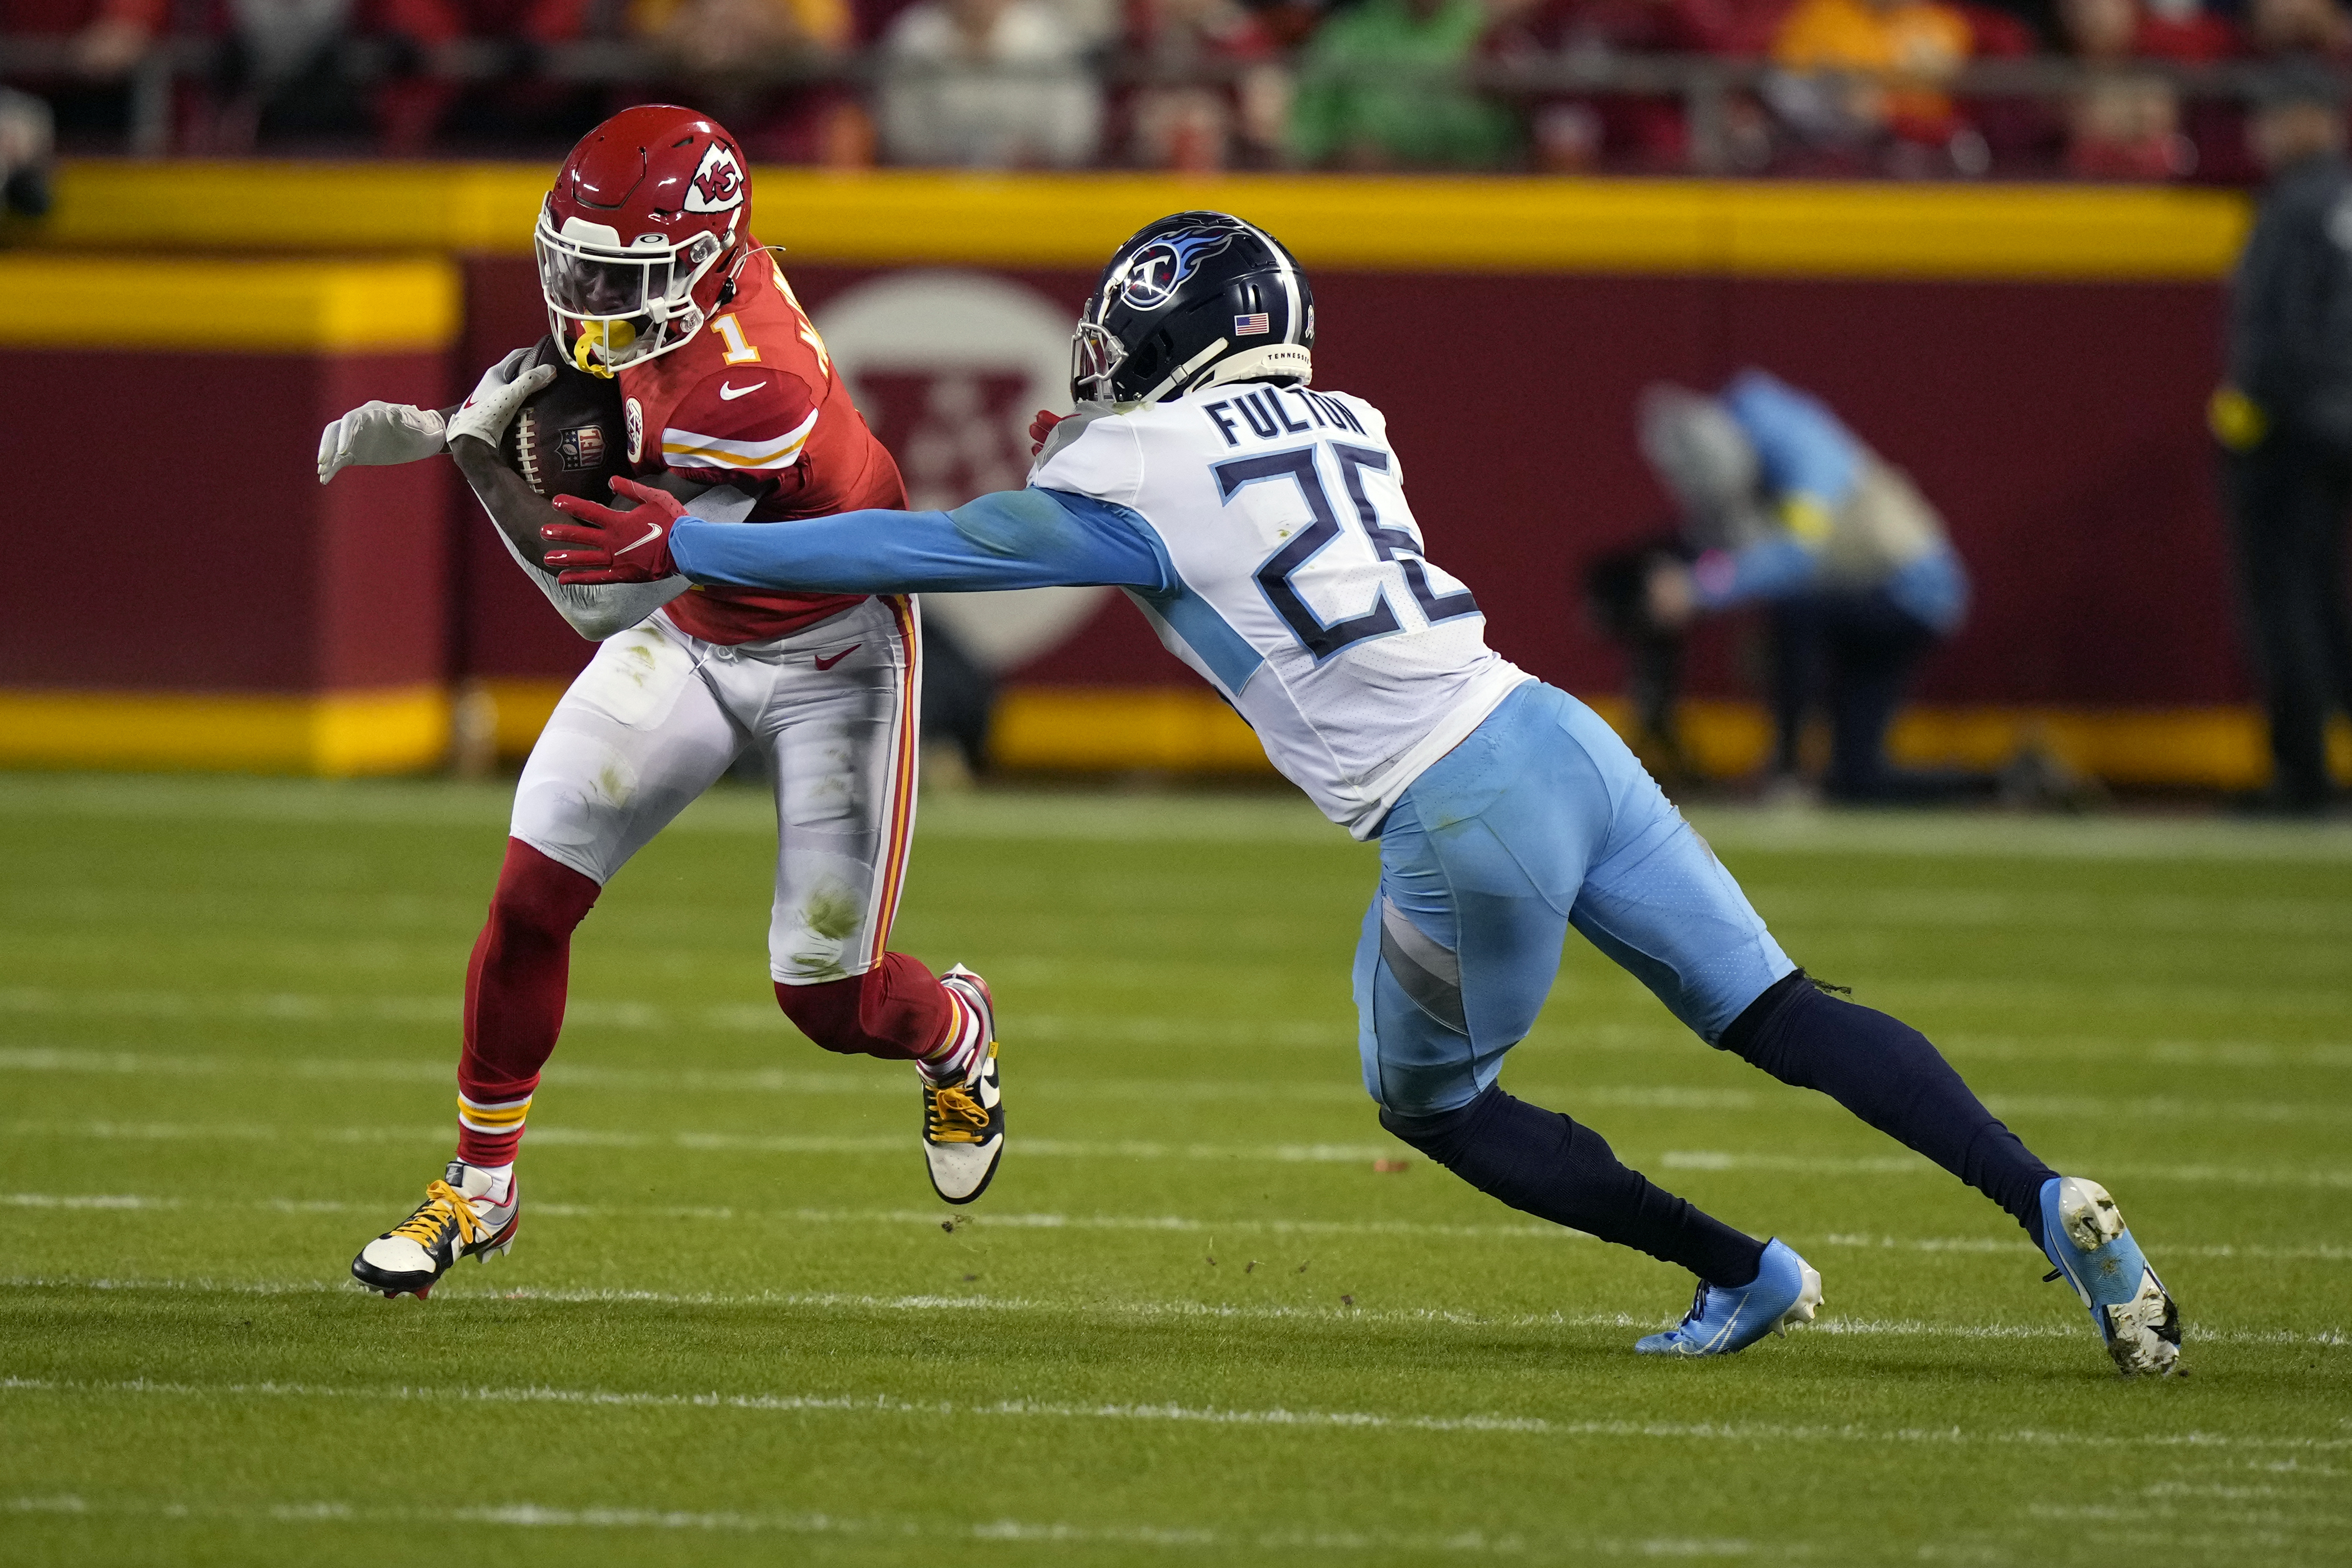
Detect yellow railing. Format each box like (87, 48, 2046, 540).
(37, 161, 2250, 280)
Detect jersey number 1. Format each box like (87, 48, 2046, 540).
(711, 313, 760, 365)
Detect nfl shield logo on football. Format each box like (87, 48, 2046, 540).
(557, 424, 606, 472)
(624, 398, 644, 465)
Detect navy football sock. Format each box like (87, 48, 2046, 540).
(1720, 970, 2056, 1247)
(1382, 1087, 1767, 1287)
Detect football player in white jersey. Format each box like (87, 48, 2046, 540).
(538, 213, 2182, 1376)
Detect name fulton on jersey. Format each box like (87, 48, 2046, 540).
(1032, 386, 1530, 838)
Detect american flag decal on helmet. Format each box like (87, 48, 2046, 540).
(1234, 312, 1272, 336)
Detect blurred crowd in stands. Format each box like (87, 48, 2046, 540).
(1, 0, 2346, 174)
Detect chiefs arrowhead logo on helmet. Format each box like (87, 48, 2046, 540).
(686, 143, 745, 216)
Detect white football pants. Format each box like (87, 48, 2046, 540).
(510, 595, 922, 985)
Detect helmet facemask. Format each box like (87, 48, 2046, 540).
(1070, 319, 1127, 404)
(534, 206, 731, 377)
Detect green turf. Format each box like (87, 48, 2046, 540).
(3, 773, 2349, 1567)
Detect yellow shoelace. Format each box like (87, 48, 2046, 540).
(389, 1179, 486, 1249)
(926, 1085, 991, 1145)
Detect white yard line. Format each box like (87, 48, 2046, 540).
(1736, 886, 2352, 938)
(0, 1191, 1576, 1243)
(1683, 807, 2352, 865)
(1814, 1231, 2352, 1263)
(5, 1274, 2345, 1349)
(14, 990, 2352, 1075)
(1659, 1150, 2352, 1189)
(8, 1044, 2349, 1126)
(1848, 978, 2352, 1018)
(0, 991, 1354, 1051)
(11, 1114, 2351, 1182)
(2, 1372, 2346, 1452)
(1936, 1035, 2352, 1071)
(0, 1120, 1408, 1162)
(9, 1192, 2348, 1264)
(0, 1492, 1763, 1557)
(10, 774, 2352, 861)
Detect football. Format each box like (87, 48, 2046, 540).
(501, 336, 629, 503)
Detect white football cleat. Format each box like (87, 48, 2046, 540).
(2039, 1175, 2183, 1377)
(350, 1160, 519, 1299)
(922, 965, 1004, 1205)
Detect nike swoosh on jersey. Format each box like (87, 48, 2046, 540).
(719, 381, 761, 401)
(813, 644, 861, 671)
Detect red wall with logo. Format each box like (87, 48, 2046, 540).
(457, 258, 2244, 708)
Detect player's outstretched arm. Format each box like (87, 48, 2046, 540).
(543, 482, 1171, 596)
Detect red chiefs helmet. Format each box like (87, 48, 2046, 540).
(534, 104, 752, 377)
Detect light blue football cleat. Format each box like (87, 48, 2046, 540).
(2039, 1176, 2182, 1376)
(1635, 1239, 1824, 1357)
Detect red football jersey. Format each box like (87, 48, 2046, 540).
(616, 245, 907, 645)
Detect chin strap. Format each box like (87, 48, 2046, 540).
(1140, 338, 1230, 405)
(719, 241, 764, 305)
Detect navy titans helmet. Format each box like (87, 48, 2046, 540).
(1072, 211, 1314, 405)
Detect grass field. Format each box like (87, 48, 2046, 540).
(3, 772, 2350, 1567)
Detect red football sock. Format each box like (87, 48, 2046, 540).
(774, 952, 958, 1065)
(454, 838, 601, 1167)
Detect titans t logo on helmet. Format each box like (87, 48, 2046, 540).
(1118, 230, 1240, 311)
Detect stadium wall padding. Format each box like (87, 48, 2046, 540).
(0, 254, 457, 773)
(9, 164, 2303, 783)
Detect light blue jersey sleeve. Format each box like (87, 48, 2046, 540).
(669, 487, 1175, 595)
(1720, 369, 1861, 508)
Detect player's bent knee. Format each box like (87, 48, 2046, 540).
(772, 957, 944, 1063)
(1378, 1086, 1499, 1165)
(487, 839, 601, 942)
(1718, 969, 1812, 1052)
(772, 974, 869, 1055)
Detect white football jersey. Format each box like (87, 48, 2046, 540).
(1032, 384, 1530, 838)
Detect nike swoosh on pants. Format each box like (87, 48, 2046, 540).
(813, 645, 861, 671)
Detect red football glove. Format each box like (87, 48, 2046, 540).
(1029, 408, 1064, 457)
(543, 476, 686, 584)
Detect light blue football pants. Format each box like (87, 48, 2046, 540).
(1353, 680, 1796, 1116)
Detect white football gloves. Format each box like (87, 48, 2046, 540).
(315, 401, 447, 484)
(445, 345, 555, 451)
(317, 346, 556, 484)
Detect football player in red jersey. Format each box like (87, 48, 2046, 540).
(315, 105, 1005, 1299)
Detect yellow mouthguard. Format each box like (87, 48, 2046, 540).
(572, 319, 637, 378)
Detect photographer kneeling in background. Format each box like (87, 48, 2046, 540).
(1629, 369, 1986, 804)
